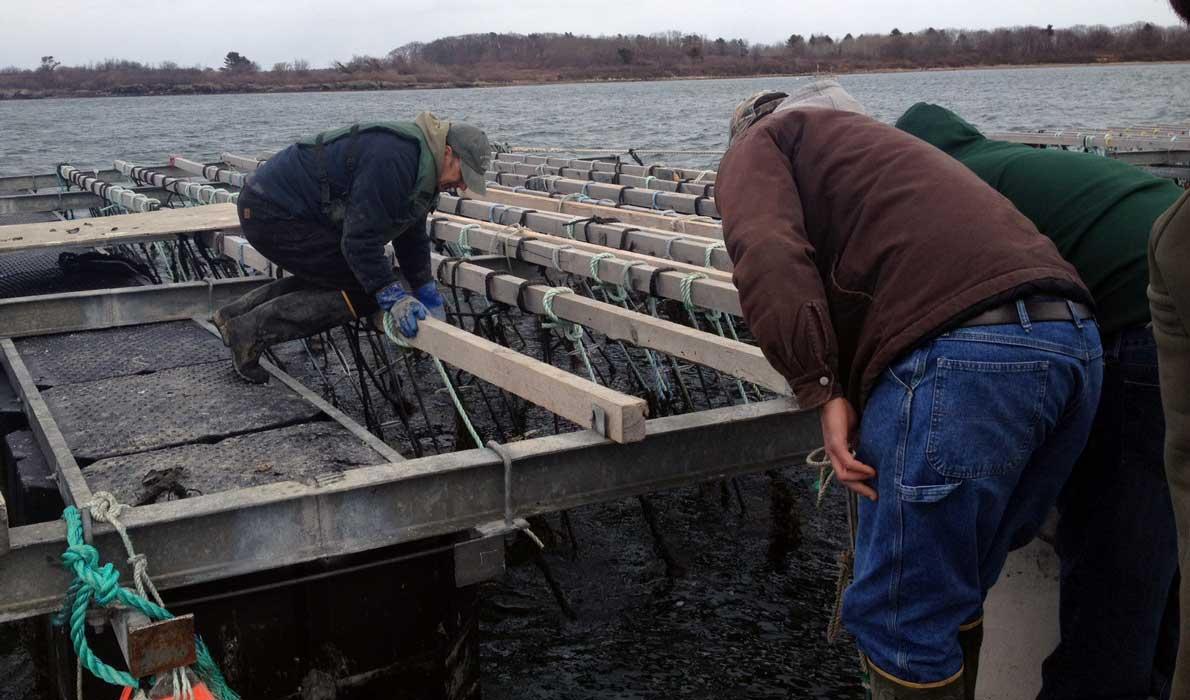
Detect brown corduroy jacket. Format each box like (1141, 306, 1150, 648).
(715, 108, 1091, 409)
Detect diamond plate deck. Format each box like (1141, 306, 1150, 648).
(15, 321, 229, 387)
(42, 362, 324, 462)
(0, 248, 139, 299)
(84, 422, 388, 504)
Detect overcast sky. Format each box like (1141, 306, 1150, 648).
(1, 0, 1183, 69)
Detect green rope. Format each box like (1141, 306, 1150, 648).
(541, 287, 596, 382)
(455, 223, 481, 258)
(381, 312, 484, 449)
(588, 252, 629, 303)
(678, 272, 707, 311)
(57, 506, 238, 699)
(703, 242, 727, 268)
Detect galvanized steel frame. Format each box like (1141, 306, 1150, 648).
(0, 281, 814, 622)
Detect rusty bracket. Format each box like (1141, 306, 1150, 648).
(112, 609, 197, 679)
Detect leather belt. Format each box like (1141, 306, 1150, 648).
(958, 300, 1094, 328)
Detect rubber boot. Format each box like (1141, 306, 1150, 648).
(958, 620, 983, 700)
(212, 276, 310, 346)
(867, 658, 964, 700)
(225, 287, 356, 384)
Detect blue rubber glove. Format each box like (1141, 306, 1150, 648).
(413, 281, 446, 321)
(375, 281, 426, 338)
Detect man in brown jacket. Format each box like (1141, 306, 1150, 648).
(717, 80, 1104, 699)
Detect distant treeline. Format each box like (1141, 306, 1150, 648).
(3, 23, 1189, 99)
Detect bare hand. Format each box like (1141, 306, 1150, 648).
(818, 397, 878, 501)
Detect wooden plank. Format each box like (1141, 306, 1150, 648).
(429, 217, 742, 316)
(169, 156, 249, 188)
(472, 187, 724, 238)
(0, 203, 239, 254)
(487, 172, 719, 217)
(202, 233, 647, 442)
(440, 194, 731, 271)
(436, 213, 733, 284)
(430, 253, 788, 395)
(493, 161, 717, 197)
(403, 318, 648, 443)
(1111, 150, 1190, 166)
(0, 339, 94, 540)
(0, 169, 122, 196)
(989, 131, 1190, 151)
(0, 188, 173, 215)
(219, 152, 271, 172)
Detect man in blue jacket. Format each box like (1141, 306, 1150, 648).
(213, 113, 490, 383)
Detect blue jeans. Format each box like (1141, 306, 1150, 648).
(1040, 325, 1178, 700)
(842, 309, 1104, 684)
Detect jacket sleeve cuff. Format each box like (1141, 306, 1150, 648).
(791, 375, 844, 410)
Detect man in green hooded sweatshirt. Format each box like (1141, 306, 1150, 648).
(896, 103, 1185, 700)
(213, 112, 490, 383)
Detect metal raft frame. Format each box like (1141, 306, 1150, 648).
(0, 279, 814, 622)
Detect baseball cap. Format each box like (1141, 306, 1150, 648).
(446, 123, 490, 195)
(729, 90, 788, 145)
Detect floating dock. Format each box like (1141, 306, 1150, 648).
(0, 128, 1185, 698)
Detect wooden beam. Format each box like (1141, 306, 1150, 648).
(199, 232, 649, 441)
(495, 153, 719, 182)
(403, 318, 648, 443)
(0, 203, 239, 254)
(987, 131, 1190, 151)
(430, 253, 788, 395)
(116, 161, 239, 205)
(493, 160, 716, 197)
(439, 195, 731, 271)
(436, 212, 733, 284)
(169, 156, 248, 188)
(0, 169, 122, 196)
(1110, 150, 1190, 166)
(0, 188, 175, 215)
(429, 217, 742, 316)
(219, 152, 271, 172)
(472, 186, 724, 239)
(487, 171, 719, 218)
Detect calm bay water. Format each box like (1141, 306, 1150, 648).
(2, 63, 1189, 177)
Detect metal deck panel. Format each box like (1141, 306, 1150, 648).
(0, 249, 140, 299)
(42, 361, 324, 462)
(15, 320, 229, 387)
(84, 422, 388, 505)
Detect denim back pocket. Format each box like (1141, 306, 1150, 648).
(926, 358, 1050, 479)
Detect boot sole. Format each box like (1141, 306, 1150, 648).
(232, 362, 270, 384)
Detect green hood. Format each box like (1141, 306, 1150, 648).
(895, 102, 985, 157)
(413, 111, 450, 175)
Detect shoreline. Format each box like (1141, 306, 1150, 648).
(2, 59, 1188, 102)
